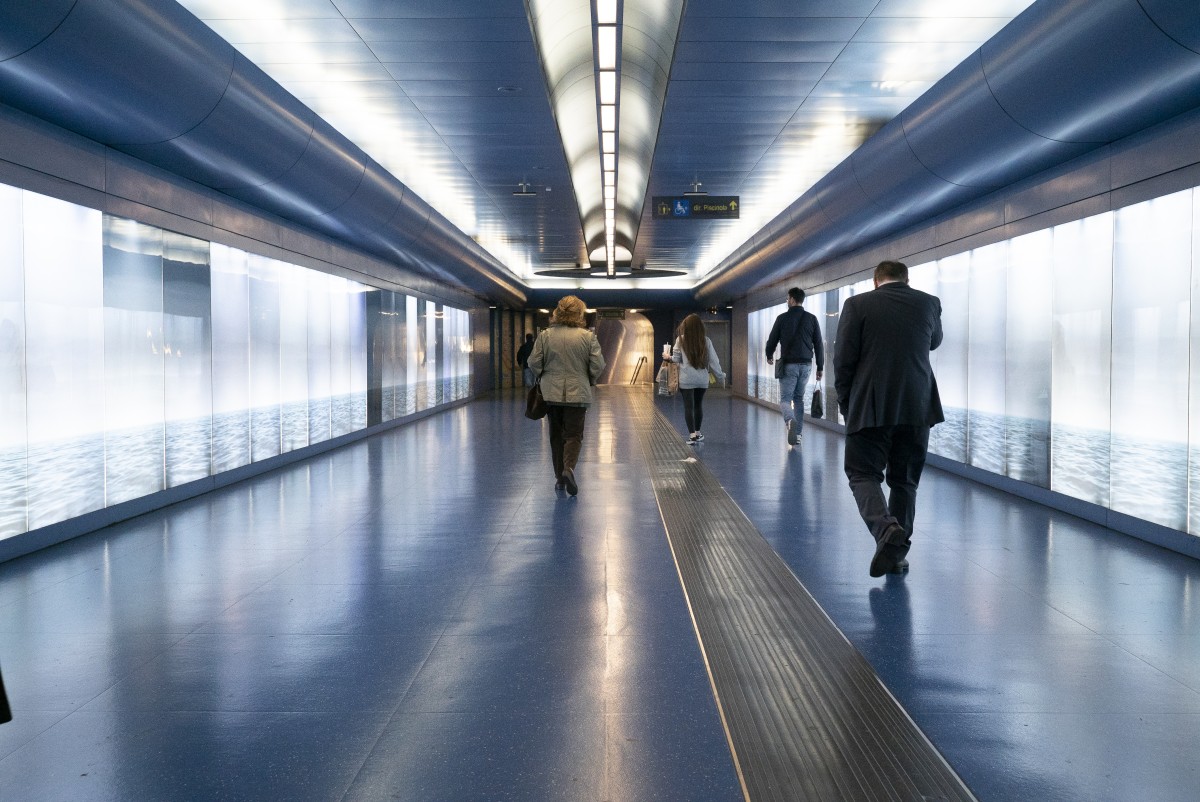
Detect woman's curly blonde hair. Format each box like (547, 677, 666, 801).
(553, 295, 587, 328)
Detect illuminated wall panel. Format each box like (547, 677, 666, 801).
(1051, 214, 1113, 506)
(279, 262, 310, 453)
(1005, 230, 1053, 486)
(1192, 197, 1200, 534)
(102, 217, 166, 504)
(24, 194, 105, 528)
(966, 243, 1008, 473)
(742, 185, 1200, 540)
(929, 253, 969, 462)
(1110, 191, 1190, 530)
(0, 186, 27, 538)
(163, 232, 213, 487)
(0, 182, 472, 545)
(348, 285, 368, 432)
(307, 271, 332, 445)
(211, 244, 251, 472)
(249, 255, 282, 460)
(379, 291, 399, 422)
(329, 277, 354, 438)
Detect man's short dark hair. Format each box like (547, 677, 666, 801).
(525, 333, 534, 341)
(787, 287, 805, 304)
(874, 260, 908, 282)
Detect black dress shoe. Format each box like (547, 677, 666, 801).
(888, 559, 910, 575)
(562, 468, 578, 496)
(555, 477, 565, 490)
(870, 525, 907, 577)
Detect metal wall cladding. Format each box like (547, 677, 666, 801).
(226, 117, 367, 226)
(0, 0, 75, 61)
(313, 163, 408, 246)
(696, 0, 1200, 304)
(0, 0, 524, 306)
(1142, 0, 1200, 54)
(123, 55, 316, 192)
(0, 0, 233, 146)
(902, 54, 1090, 190)
(982, 0, 1200, 144)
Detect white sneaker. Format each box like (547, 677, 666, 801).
(695, 432, 704, 441)
(689, 432, 699, 443)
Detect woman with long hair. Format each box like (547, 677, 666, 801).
(526, 295, 605, 495)
(672, 314, 726, 443)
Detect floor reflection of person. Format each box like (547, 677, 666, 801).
(835, 260, 944, 577)
(527, 296, 605, 497)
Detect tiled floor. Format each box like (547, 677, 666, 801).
(672, 390, 1200, 802)
(1, 386, 1198, 801)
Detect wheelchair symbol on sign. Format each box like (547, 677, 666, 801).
(673, 200, 691, 217)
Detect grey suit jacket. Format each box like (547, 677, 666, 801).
(833, 282, 944, 434)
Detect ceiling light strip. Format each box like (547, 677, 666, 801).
(594, 0, 620, 278)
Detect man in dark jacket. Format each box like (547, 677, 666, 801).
(834, 260, 943, 577)
(765, 287, 824, 446)
(516, 332, 536, 387)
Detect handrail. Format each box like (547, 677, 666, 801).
(630, 355, 648, 385)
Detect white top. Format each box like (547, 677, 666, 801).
(672, 336, 726, 389)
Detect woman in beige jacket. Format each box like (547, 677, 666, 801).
(527, 296, 605, 496)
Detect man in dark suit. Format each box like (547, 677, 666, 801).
(834, 260, 943, 577)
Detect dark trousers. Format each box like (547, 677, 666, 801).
(844, 424, 930, 546)
(680, 387, 707, 433)
(547, 404, 587, 479)
(1, 665, 10, 724)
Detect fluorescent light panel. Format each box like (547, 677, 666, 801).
(599, 71, 616, 104)
(601, 105, 616, 131)
(596, 0, 617, 24)
(598, 26, 617, 70)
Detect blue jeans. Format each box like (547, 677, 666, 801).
(778, 362, 812, 432)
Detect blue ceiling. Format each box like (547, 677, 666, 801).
(1, 0, 1200, 309)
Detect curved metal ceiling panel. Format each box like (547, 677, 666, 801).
(123, 54, 315, 192)
(227, 117, 367, 225)
(313, 162, 406, 247)
(0, 0, 524, 306)
(902, 54, 1090, 189)
(1141, 0, 1200, 54)
(982, 0, 1200, 144)
(0, 0, 233, 146)
(0, 0, 75, 62)
(695, 0, 1200, 303)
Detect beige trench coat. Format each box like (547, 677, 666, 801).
(527, 324, 606, 406)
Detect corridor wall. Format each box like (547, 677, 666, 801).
(748, 185, 1200, 541)
(0, 182, 472, 546)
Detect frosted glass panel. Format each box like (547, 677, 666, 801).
(348, 285, 368, 431)
(1051, 214, 1113, 506)
(1110, 192, 1190, 530)
(24, 193, 105, 528)
(102, 216, 165, 504)
(307, 272, 332, 445)
(1005, 230, 1052, 486)
(930, 253, 968, 461)
(249, 256, 281, 460)
(0, 186, 27, 538)
(163, 232, 212, 487)
(967, 242, 1007, 473)
(0, 181, 472, 542)
(279, 263, 309, 453)
(1193, 192, 1200, 534)
(211, 244, 251, 472)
